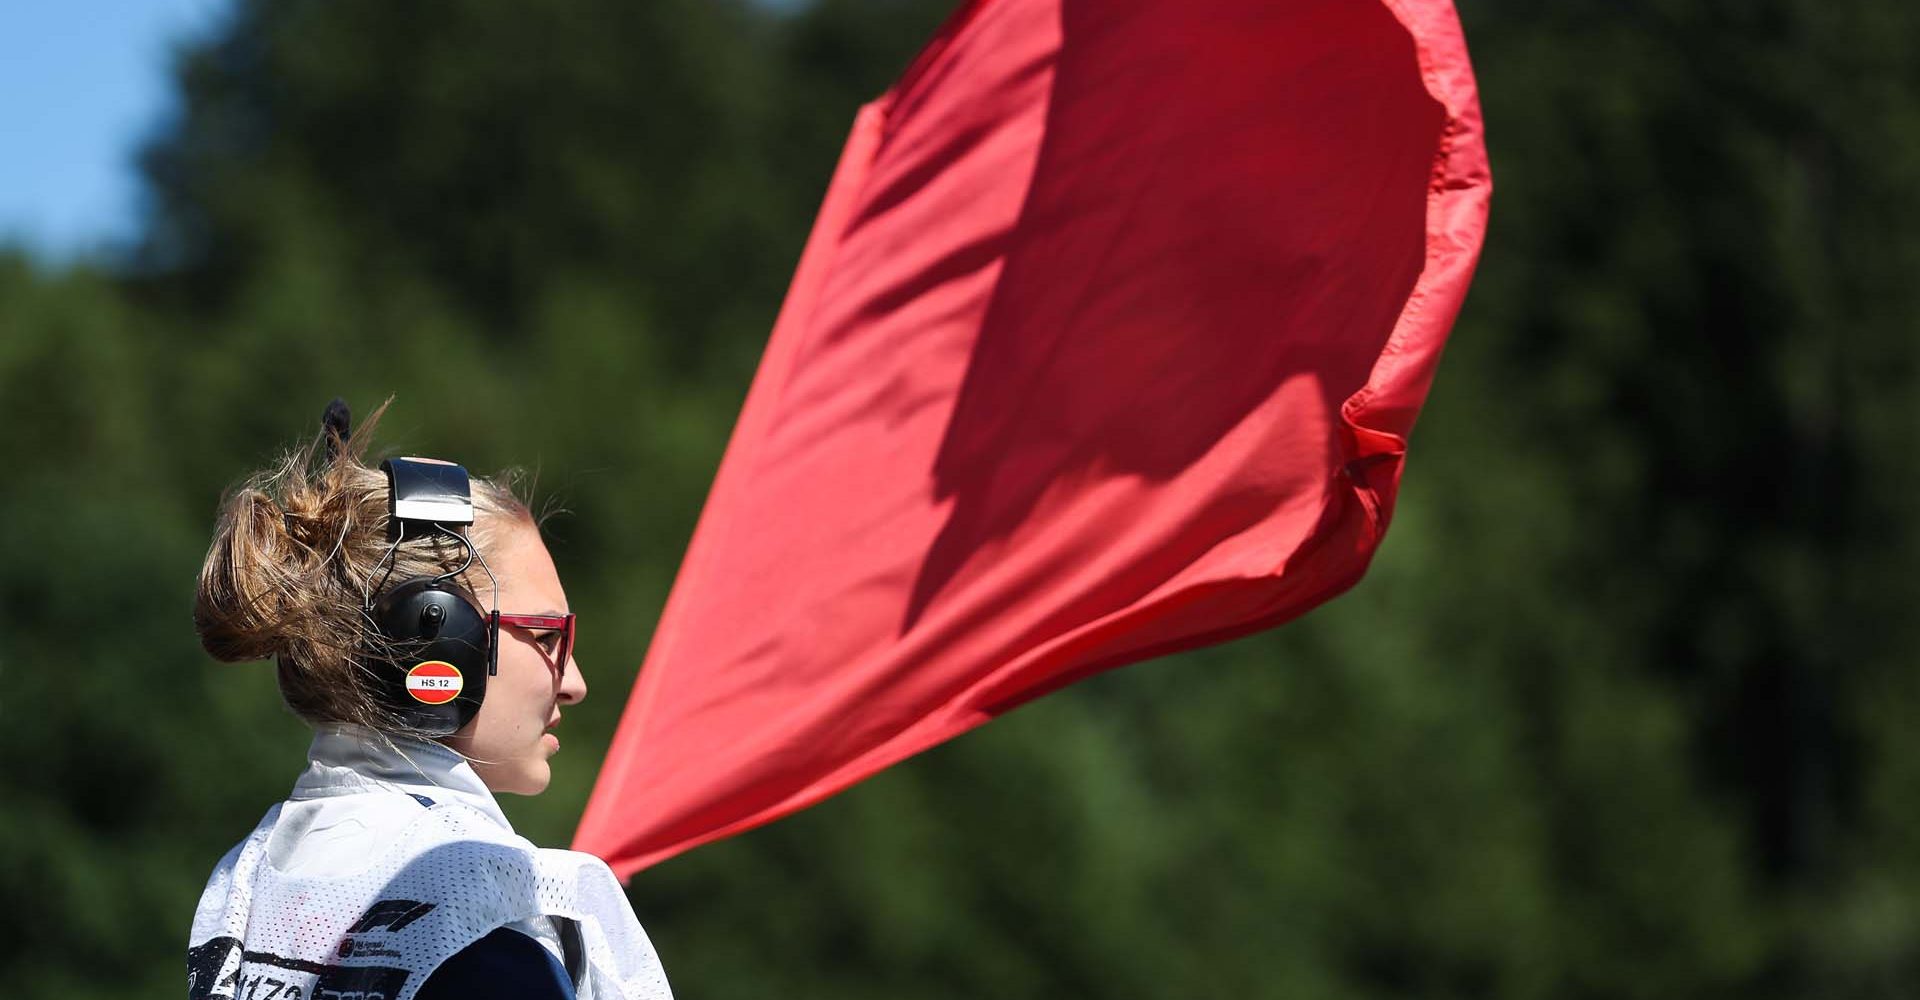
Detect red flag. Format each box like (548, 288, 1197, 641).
(577, 0, 1490, 875)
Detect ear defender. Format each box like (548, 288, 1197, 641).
(371, 577, 493, 735)
(364, 455, 500, 736)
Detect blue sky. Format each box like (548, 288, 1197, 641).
(0, 0, 229, 260)
(0, 0, 819, 263)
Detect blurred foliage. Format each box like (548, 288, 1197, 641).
(1, 0, 1916, 997)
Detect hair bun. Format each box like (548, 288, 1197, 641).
(195, 487, 306, 664)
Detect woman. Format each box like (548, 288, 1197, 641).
(186, 401, 671, 1000)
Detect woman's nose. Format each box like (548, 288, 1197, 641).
(558, 654, 587, 705)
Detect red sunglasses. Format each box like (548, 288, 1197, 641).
(488, 611, 576, 678)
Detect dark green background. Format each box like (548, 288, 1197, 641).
(3, 1, 1915, 996)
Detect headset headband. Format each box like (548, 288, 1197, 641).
(382, 456, 475, 528)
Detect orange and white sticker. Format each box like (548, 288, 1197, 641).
(406, 660, 464, 705)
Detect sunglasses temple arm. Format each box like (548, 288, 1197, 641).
(488, 610, 500, 677)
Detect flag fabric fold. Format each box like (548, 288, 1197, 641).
(576, 0, 1491, 876)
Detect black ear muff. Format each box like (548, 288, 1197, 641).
(371, 577, 493, 736)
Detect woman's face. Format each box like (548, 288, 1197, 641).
(443, 518, 588, 795)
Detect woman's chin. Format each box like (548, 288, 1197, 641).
(481, 759, 551, 796)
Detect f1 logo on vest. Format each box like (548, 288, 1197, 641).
(347, 899, 437, 935)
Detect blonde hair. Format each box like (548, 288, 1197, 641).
(193, 401, 531, 734)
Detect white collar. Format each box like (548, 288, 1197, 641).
(293, 723, 513, 831)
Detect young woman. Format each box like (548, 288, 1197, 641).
(186, 402, 671, 1000)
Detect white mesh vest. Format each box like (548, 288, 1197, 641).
(188, 727, 672, 1000)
